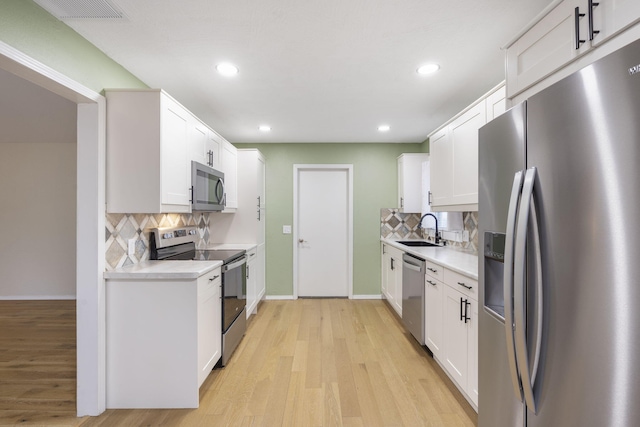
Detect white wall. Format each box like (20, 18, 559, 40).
(0, 68, 77, 299)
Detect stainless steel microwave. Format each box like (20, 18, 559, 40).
(191, 161, 225, 211)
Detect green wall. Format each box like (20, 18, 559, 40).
(235, 143, 426, 296)
(0, 0, 146, 93)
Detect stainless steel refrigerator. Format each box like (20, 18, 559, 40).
(478, 38, 640, 427)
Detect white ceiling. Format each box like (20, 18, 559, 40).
(56, 0, 552, 143)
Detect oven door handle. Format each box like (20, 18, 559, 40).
(223, 255, 247, 272)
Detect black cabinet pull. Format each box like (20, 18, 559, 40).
(391, 258, 395, 271)
(427, 267, 438, 273)
(457, 281, 473, 290)
(575, 7, 586, 50)
(428, 191, 432, 205)
(460, 298, 464, 321)
(588, 0, 600, 41)
(427, 279, 437, 286)
(464, 299, 471, 323)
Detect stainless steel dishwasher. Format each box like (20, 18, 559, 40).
(402, 253, 425, 345)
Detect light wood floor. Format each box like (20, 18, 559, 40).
(0, 300, 78, 426)
(1, 299, 477, 427)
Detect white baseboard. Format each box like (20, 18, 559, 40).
(351, 294, 383, 300)
(0, 295, 76, 300)
(264, 295, 296, 300)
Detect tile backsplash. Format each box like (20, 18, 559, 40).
(104, 212, 212, 270)
(380, 209, 478, 254)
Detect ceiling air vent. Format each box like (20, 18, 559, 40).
(33, 0, 125, 20)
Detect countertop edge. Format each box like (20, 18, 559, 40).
(381, 238, 478, 280)
(104, 260, 223, 280)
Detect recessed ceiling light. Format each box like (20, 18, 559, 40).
(378, 125, 390, 132)
(259, 125, 271, 132)
(417, 63, 440, 75)
(216, 63, 239, 76)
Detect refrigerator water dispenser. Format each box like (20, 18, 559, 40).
(484, 231, 506, 321)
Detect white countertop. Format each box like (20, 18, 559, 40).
(381, 238, 478, 280)
(204, 243, 258, 251)
(104, 260, 223, 280)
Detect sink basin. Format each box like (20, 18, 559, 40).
(397, 240, 439, 247)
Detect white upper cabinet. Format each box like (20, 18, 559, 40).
(506, 0, 586, 98)
(398, 153, 429, 213)
(106, 89, 236, 214)
(106, 89, 191, 213)
(485, 86, 507, 122)
(220, 140, 238, 211)
(206, 130, 222, 170)
(594, 0, 640, 45)
(188, 120, 209, 167)
(429, 83, 502, 212)
(506, 0, 640, 98)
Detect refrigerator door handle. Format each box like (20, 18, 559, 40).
(514, 167, 541, 414)
(504, 170, 525, 401)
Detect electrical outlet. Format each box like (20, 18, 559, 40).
(283, 225, 292, 234)
(128, 238, 136, 256)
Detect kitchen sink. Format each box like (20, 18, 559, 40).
(397, 240, 439, 247)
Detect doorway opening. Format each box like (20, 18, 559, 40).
(0, 41, 106, 417)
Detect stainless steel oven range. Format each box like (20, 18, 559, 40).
(150, 225, 247, 366)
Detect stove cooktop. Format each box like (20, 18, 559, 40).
(161, 248, 245, 264)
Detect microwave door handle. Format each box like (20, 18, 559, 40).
(216, 177, 225, 204)
(219, 178, 226, 205)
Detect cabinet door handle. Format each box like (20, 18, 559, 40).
(428, 191, 432, 205)
(257, 208, 261, 221)
(400, 197, 404, 208)
(189, 185, 194, 203)
(427, 267, 438, 273)
(247, 266, 250, 279)
(575, 7, 586, 50)
(464, 299, 471, 323)
(427, 279, 437, 286)
(391, 258, 395, 271)
(209, 275, 219, 281)
(457, 281, 473, 290)
(588, 0, 600, 41)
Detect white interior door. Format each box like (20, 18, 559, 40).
(295, 166, 352, 297)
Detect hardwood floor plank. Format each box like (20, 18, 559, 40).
(2, 299, 477, 427)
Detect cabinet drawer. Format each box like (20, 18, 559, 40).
(425, 260, 444, 281)
(246, 247, 258, 260)
(444, 268, 477, 300)
(198, 268, 221, 299)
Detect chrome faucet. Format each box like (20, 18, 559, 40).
(418, 213, 440, 244)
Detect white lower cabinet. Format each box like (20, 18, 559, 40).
(106, 267, 222, 408)
(380, 242, 478, 409)
(197, 271, 222, 387)
(440, 270, 479, 409)
(424, 274, 444, 359)
(246, 246, 258, 317)
(381, 243, 403, 316)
